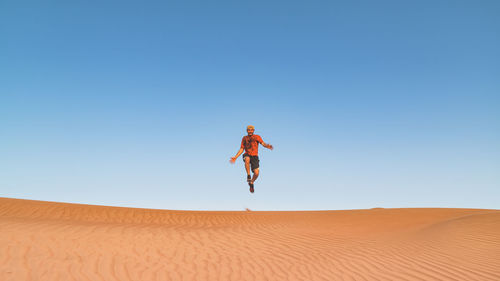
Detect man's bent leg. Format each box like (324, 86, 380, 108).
(251, 168, 259, 184)
(244, 157, 251, 176)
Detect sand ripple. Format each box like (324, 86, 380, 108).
(1, 198, 499, 280)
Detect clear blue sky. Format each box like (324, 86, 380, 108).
(1, 0, 499, 210)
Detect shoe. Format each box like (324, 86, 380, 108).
(249, 182, 254, 193)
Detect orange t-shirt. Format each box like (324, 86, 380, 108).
(241, 135, 263, 156)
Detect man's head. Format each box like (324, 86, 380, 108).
(247, 125, 255, 136)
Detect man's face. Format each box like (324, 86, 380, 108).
(247, 128, 254, 136)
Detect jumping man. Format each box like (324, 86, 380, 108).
(230, 125, 273, 193)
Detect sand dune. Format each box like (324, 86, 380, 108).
(0, 197, 499, 280)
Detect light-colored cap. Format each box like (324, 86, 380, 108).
(247, 125, 255, 130)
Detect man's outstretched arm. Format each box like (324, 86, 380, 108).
(230, 148, 244, 163)
(261, 142, 273, 150)
(257, 135, 273, 150)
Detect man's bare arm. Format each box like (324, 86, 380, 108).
(230, 148, 245, 163)
(234, 148, 244, 158)
(262, 142, 273, 150)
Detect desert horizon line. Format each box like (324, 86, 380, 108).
(2, 196, 497, 213)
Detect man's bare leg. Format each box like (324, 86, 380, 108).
(244, 157, 251, 182)
(248, 168, 259, 193)
(251, 168, 259, 184)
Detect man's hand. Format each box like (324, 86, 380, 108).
(265, 143, 273, 150)
(230, 157, 237, 164)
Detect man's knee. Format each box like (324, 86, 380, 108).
(244, 157, 250, 164)
(253, 168, 259, 175)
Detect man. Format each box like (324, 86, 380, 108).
(230, 125, 273, 193)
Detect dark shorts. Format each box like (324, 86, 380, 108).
(243, 154, 260, 172)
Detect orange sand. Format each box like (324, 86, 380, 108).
(1, 197, 499, 280)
